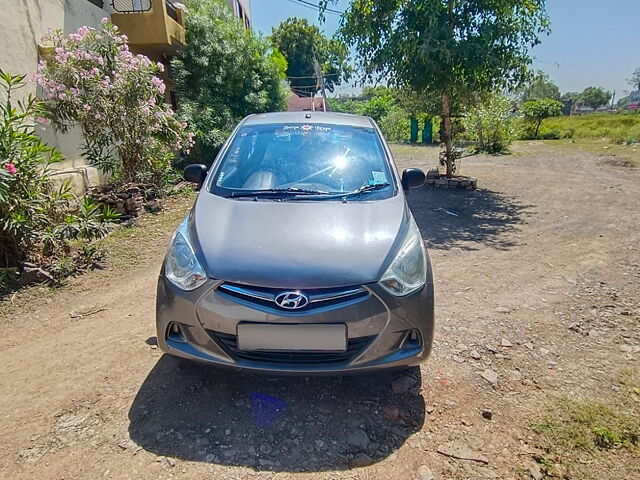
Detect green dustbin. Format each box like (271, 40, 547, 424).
(410, 118, 419, 143)
(422, 119, 433, 143)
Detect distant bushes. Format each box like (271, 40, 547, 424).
(461, 94, 518, 154)
(377, 109, 411, 142)
(330, 88, 430, 143)
(332, 89, 640, 147)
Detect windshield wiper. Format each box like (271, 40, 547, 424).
(284, 182, 392, 201)
(229, 187, 331, 198)
(227, 183, 391, 200)
(344, 182, 391, 198)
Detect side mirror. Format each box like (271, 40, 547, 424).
(184, 164, 208, 188)
(401, 168, 426, 192)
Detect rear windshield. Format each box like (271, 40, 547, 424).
(210, 123, 394, 197)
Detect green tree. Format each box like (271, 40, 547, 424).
(628, 68, 640, 90)
(271, 18, 351, 97)
(362, 86, 393, 99)
(173, 0, 289, 161)
(579, 87, 612, 111)
(562, 91, 580, 102)
(328, 98, 363, 115)
(324, 0, 550, 177)
(521, 71, 561, 101)
(521, 98, 563, 138)
(395, 87, 442, 118)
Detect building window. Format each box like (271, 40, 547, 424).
(111, 0, 152, 13)
(87, 0, 104, 7)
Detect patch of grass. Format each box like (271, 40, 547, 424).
(533, 399, 638, 451)
(530, 370, 640, 478)
(524, 113, 640, 142)
(100, 191, 195, 270)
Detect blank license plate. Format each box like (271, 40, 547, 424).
(237, 323, 347, 351)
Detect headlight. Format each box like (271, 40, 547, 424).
(165, 226, 207, 291)
(379, 217, 426, 296)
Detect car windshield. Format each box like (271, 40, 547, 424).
(210, 123, 394, 198)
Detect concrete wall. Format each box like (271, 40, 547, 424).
(0, 1, 106, 95)
(0, 0, 110, 194)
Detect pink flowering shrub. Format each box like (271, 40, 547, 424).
(32, 20, 194, 184)
(0, 70, 70, 270)
(0, 70, 120, 284)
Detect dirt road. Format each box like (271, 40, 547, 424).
(1, 141, 638, 480)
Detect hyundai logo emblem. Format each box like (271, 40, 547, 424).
(274, 291, 309, 310)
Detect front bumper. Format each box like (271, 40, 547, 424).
(155, 277, 434, 374)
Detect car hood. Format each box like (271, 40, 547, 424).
(188, 192, 409, 289)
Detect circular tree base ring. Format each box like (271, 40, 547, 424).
(426, 173, 477, 190)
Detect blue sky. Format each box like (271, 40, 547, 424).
(251, 0, 640, 99)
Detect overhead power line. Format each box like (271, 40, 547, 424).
(286, 73, 341, 79)
(295, 0, 344, 14)
(285, 0, 344, 16)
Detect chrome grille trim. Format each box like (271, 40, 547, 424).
(216, 283, 369, 312)
(308, 287, 367, 303)
(217, 283, 275, 302)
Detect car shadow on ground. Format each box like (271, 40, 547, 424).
(128, 355, 424, 471)
(408, 185, 534, 251)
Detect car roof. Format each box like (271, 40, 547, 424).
(242, 111, 375, 128)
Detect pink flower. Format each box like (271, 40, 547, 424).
(156, 62, 165, 73)
(5, 163, 17, 175)
(151, 76, 166, 95)
(101, 17, 109, 24)
(35, 116, 51, 125)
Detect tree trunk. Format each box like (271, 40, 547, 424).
(534, 119, 542, 139)
(477, 118, 484, 152)
(441, 92, 454, 178)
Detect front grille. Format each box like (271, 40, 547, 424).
(216, 282, 369, 313)
(208, 330, 374, 365)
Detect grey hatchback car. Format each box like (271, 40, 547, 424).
(156, 112, 434, 374)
